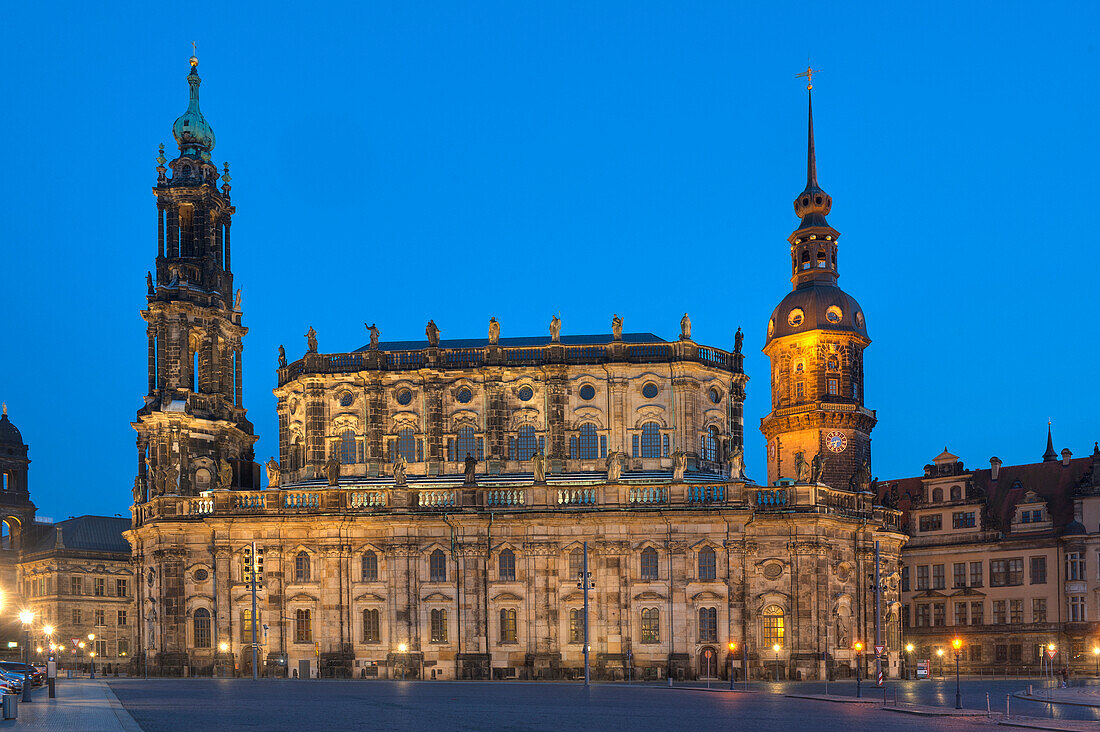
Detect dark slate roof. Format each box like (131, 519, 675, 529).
(353, 333, 667, 353)
(26, 515, 131, 555)
(0, 413, 23, 446)
(878, 453, 1098, 535)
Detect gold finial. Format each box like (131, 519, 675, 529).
(796, 66, 822, 90)
(2, 402, 6, 417)
(190, 41, 198, 67)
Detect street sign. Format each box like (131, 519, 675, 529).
(874, 645, 885, 656)
(1045, 648, 1057, 659)
(916, 660, 930, 679)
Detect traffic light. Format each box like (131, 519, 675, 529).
(254, 547, 264, 585)
(242, 546, 253, 584)
(243, 545, 265, 587)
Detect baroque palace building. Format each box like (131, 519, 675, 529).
(125, 59, 907, 680)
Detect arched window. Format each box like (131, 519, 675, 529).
(295, 608, 312, 643)
(762, 605, 784, 647)
(949, 485, 961, 501)
(698, 547, 716, 580)
(430, 609, 448, 642)
(827, 356, 839, 371)
(641, 608, 660, 643)
(701, 426, 720, 462)
(640, 422, 661, 458)
(361, 551, 378, 582)
(817, 249, 827, 268)
(569, 609, 584, 643)
(362, 608, 380, 643)
(516, 425, 538, 460)
(500, 608, 517, 643)
(499, 549, 516, 581)
(294, 551, 311, 582)
(932, 487, 944, 503)
(430, 549, 447, 582)
(340, 430, 357, 465)
(396, 428, 417, 462)
(576, 423, 599, 459)
(640, 547, 659, 580)
(193, 608, 211, 648)
(568, 548, 584, 580)
(455, 426, 477, 461)
(698, 607, 717, 642)
(800, 250, 810, 270)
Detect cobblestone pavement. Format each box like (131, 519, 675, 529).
(0, 679, 141, 731)
(102, 678, 1051, 731)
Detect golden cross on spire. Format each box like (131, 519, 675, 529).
(796, 66, 822, 90)
(190, 41, 198, 67)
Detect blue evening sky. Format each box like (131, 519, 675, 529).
(1, 2, 1095, 520)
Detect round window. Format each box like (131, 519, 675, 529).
(193, 569, 209, 582)
(456, 387, 473, 404)
(579, 384, 595, 401)
(768, 319, 774, 338)
(339, 392, 354, 407)
(763, 563, 782, 580)
(825, 306, 842, 324)
(642, 383, 658, 399)
(787, 309, 804, 327)
(855, 311, 865, 328)
(396, 389, 413, 406)
(709, 387, 721, 404)
(518, 386, 534, 402)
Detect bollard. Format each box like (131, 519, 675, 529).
(1006, 694, 1010, 718)
(986, 692, 991, 718)
(47, 677, 55, 698)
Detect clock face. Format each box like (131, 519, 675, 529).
(826, 431, 847, 453)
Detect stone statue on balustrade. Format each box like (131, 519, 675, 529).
(549, 314, 561, 343)
(165, 462, 181, 494)
(680, 313, 692, 341)
(464, 453, 478, 485)
(278, 344, 286, 368)
(132, 476, 143, 504)
(531, 451, 546, 484)
(266, 457, 281, 489)
(849, 458, 872, 492)
(217, 458, 233, 490)
(672, 452, 687, 482)
(794, 451, 810, 483)
(325, 454, 341, 487)
(425, 320, 440, 347)
(810, 451, 828, 484)
(605, 451, 623, 482)
(365, 323, 380, 350)
(488, 317, 500, 345)
(611, 314, 623, 341)
(728, 445, 745, 480)
(305, 326, 318, 354)
(734, 327, 743, 355)
(153, 465, 166, 497)
(392, 455, 407, 486)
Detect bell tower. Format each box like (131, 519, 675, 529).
(132, 54, 258, 504)
(760, 82, 876, 490)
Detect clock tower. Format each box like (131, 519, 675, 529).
(760, 86, 876, 489)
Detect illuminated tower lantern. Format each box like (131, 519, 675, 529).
(760, 81, 875, 489)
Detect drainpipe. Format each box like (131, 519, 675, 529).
(485, 512, 494, 677)
(442, 513, 460, 676)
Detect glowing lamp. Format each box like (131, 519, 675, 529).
(853, 641, 863, 652)
(905, 643, 914, 653)
(43, 625, 54, 636)
(728, 641, 737, 652)
(397, 642, 407, 653)
(18, 611, 32, 625)
(951, 638, 962, 651)
(219, 642, 229, 652)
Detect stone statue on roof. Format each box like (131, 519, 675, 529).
(728, 445, 745, 480)
(532, 451, 546, 484)
(234, 289, 242, 311)
(305, 326, 318, 354)
(464, 453, 478, 485)
(488, 317, 500, 345)
(549, 314, 561, 343)
(278, 345, 286, 368)
(734, 327, 744, 355)
(680, 313, 691, 341)
(672, 451, 686, 482)
(266, 457, 281, 489)
(850, 458, 872, 492)
(324, 454, 341, 487)
(217, 458, 233, 490)
(146, 271, 154, 294)
(392, 454, 407, 486)
(811, 451, 828, 484)
(365, 323, 380, 350)
(426, 320, 440, 347)
(611, 315, 623, 341)
(606, 451, 623, 482)
(794, 451, 810, 483)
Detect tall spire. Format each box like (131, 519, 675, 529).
(1043, 421, 1058, 462)
(807, 90, 818, 189)
(172, 50, 216, 158)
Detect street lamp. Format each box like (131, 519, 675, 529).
(854, 641, 863, 698)
(88, 633, 96, 679)
(397, 642, 408, 680)
(18, 610, 33, 703)
(772, 644, 781, 683)
(936, 648, 944, 680)
(905, 642, 914, 680)
(219, 642, 228, 652)
(951, 637, 963, 709)
(1092, 647, 1099, 677)
(728, 641, 736, 690)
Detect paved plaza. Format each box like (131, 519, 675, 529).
(1, 678, 1098, 730)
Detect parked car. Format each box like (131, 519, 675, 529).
(0, 662, 43, 686)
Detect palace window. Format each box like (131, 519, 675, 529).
(1030, 556, 1046, 584)
(954, 602, 967, 626)
(499, 609, 517, 643)
(430, 550, 447, 582)
(932, 564, 945, 590)
(575, 424, 599, 459)
(193, 608, 211, 648)
(430, 609, 448, 643)
(761, 605, 784, 647)
(1065, 552, 1084, 581)
(339, 430, 357, 464)
(94, 609, 105, 626)
(95, 640, 107, 657)
(953, 563, 966, 589)
(569, 548, 584, 580)
(698, 547, 716, 581)
(915, 605, 930, 627)
(396, 428, 417, 462)
(990, 558, 1023, 587)
(826, 378, 838, 396)
(640, 422, 661, 458)
(498, 549, 516, 582)
(569, 609, 584, 644)
(952, 512, 975, 528)
(827, 356, 839, 370)
(1010, 600, 1023, 624)
(361, 551, 378, 582)
(795, 382, 805, 399)
(640, 608, 660, 643)
(295, 609, 312, 643)
(970, 601, 983, 625)
(701, 426, 720, 462)
(992, 600, 1006, 624)
(118, 639, 129, 656)
(117, 578, 128, 597)
(915, 565, 929, 590)
(240, 609, 259, 641)
(969, 562, 983, 588)
(455, 426, 477, 462)
(931, 603, 945, 626)
(72, 609, 81, 625)
(118, 610, 128, 626)
(918, 514, 942, 532)
(698, 607, 718, 643)
(1068, 595, 1086, 622)
(1032, 598, 1046, 623)
(70, 576, 82, 595)
(515, 425, 538, 461)
(295, 551, 311, 582)
(640, 547, 659, 581)
(932, 487, 943, 502)
(362, 609, 380, 643)
(94, 578, 105, 596)
(901, 566, 909, 592)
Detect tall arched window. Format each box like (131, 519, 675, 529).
(949, 485, 961, 501)
(932, 487, 944, 503)
(362, 608, 380, 643)
(430, 609, 448, 643)
(499, 608, 517, 643)
(576, 424, 599, 459)
(295, 608, 312, 643)
(569, 609, 584, 643)
(361, 551, 378, 581)
(455, 426, 477, 461)
(640, 422, 661, 458)
(641, 607, 660, 643)
(498, 549, 516, 581)
(340, 430, 357, 464)
(701, 426, 720, 462)
(516, 425, 538, 460)
(698, 607, 717, 642)
(698, 547, 716, 580)
(396, 428, 417, 462)
(430, 549, 447, 582)
(640, 547, 658, 580)
(762, 605, 784, 647)
(568, 548, 584, 580)
(193, 607, 211, 648)
(294, 551, 311, 582)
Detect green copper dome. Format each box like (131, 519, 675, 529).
(172, 57, 215, 155)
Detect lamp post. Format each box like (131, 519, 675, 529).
(728, 641, 736, 690)
(88, 634, 96, 679)
(936, 648, 944, 680)
(397, 642, 407, 680)
(951, 637, 963, 709)
(78, 641, 85, 675)
(772, 644, 781, 683)
(43, 625, 53, 662)
(905, 643, 914, 680)
(1092, 647, 1099, 677)
(18, 610, 33, 703)
(854, 641, 863, 698)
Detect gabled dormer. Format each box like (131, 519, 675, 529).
(1011, 489, 1052, 533)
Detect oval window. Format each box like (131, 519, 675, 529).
(579, 384, 595, 401)
(642, 383, 659, 399)
(788, 309, 804, 327)
(396, 389, 413, 406)
(339, 392, 354, 407)
(768, 319, 775, 338)
(193, 568, 209, 582)
(518, 386, 534, 402)
(709, 387, 721, 404)
(456, 387, 473, 404)
(826, 306, 842, 324)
